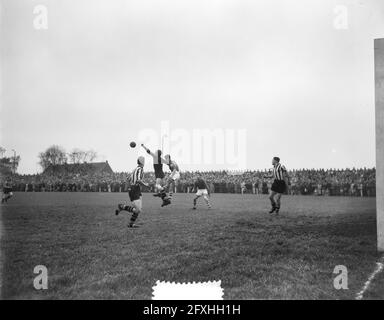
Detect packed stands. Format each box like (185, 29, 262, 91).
(2, 163, 376, 197)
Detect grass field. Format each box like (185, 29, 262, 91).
(0, 192, 382, 300)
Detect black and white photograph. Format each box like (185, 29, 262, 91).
(1, 0, 384, 305)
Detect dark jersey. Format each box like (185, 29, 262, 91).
(3, 182, 12, 193)
(194, 178, 208, 190)
(4, 181, 11, 188)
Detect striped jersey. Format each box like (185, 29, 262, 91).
(130, 166, 144, 185)
(273, 163, 287, 181)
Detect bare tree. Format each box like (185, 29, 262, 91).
(38, 145, 67, 170)
(0, 154, 20, 175)
(85, 150, 97, 162)
(69, 148, 84, 164)
(11, 155, 21, 174)
(69, 149, 98, 163)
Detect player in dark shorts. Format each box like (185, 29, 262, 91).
(115, 156, 149, 228)
(264, 157, 290, 214)
(2, 178, 13, 204)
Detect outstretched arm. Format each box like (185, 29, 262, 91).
(141, 144, 156, 158)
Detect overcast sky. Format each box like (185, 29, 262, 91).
(1, 0, 384, 174)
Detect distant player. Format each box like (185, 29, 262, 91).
(264, 157, 289, 214)
(1, 178, 13, 204)
(192, 176, 212, 210)
(115, 156, 149, 228)
(241, 181, 246, 194)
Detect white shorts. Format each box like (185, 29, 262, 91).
(169, 171, 180, 181)
(196, 189, 208, 196)
(132, 199, 142, 211)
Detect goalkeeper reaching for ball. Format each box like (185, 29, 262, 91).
(141, 144, 180, 207)
(141, 144, 166, 196)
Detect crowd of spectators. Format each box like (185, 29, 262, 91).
(1, 167, 376, 197)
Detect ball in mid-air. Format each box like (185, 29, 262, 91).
(130, 141, 136, 148)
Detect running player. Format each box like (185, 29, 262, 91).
(115, 156, 149, 228)
(264, 156, 290, 214)
(192, 176, 212, 210)
(1, 178, 13, 204)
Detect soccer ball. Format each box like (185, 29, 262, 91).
(130, 141, 136, 148)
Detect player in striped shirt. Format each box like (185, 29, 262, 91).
(115, 156, 149, 228)
(264, 157, 290, 214)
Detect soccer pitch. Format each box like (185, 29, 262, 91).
(0, 192, 382, 300)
